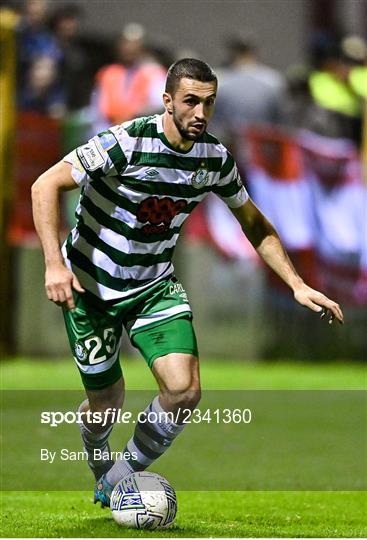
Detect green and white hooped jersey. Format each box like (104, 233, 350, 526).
(62, 114, 249, 301)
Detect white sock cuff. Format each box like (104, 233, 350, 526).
(151, 396, 185, 435)
(151, 395, 165, 414)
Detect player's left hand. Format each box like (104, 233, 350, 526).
(293, 284, 344, 325)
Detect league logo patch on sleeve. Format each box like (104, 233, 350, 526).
(77, 139, 106, 171)
(99, 132, 118, 152)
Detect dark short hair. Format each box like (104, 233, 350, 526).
(165, 58, 217, 95)
(228, 39, 256, 55)
(49, 4, 83, 30)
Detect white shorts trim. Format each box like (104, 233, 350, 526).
(73, 343, 121, 374)
(129, 304, 192, 333)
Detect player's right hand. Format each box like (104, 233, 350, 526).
(45, 264, 85, 311)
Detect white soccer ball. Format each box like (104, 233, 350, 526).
(110, 472, 177, 530)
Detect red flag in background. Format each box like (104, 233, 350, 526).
(237, 125, 319, 291)
(243, 125, 314, 252)
(299, 130, 367, 305)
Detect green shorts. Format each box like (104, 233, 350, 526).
(62, 276, 198, 390)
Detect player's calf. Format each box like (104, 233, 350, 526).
(105, 394, 189, 486)
(78, 378, 125, 480)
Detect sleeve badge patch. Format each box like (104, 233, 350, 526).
(77, 139, 106, 171)
(99, 132, 118, 152)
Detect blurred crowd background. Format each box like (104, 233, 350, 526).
(0, 0, 366, 360)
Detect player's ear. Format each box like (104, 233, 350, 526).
(163, 92, 173, 114)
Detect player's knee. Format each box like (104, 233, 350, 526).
(183, 386, 201, 410)
(164, 384, 201, 411)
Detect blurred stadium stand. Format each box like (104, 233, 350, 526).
(1, 0, 366, 360)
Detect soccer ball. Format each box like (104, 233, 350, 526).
(110, 471, 177, 530)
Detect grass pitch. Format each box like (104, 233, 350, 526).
(1, 357, 366, 537)
(2, 490, 366, 537)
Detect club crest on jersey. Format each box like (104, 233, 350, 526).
(191, 166, 209, 189)
(75, 342, 87, 362)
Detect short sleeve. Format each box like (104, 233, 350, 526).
(212, 151, 249, 208)
(63, 130, 128, 187)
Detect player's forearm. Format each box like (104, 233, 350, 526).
(31, 178, 64, 268)
(255, 231, 304, 292)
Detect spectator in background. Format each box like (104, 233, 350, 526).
(18, 54, 65, 117)
(49, 4, 91, 112)
(211, 34, 287, 147)
(90, 23, 166, 132)
(308, 34, 367, 146)
(341, 35, 367, 101)
(284, 64, 346, 138)
(16, 0, 63, 110)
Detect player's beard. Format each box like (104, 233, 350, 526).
(172, 106, 206, 141)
